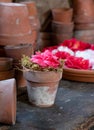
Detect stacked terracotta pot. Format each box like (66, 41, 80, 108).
(73, 0, 94, 43)
(4, 44, 33, 87)
(0, 2, 40, 87)
(51, 8, 74, 45)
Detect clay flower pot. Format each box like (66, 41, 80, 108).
(23, 70, 62, 107)
(0, 3, 32, 45)
(72, 0, 94, 23)
(52, 21, 74, 33)
(52, 8, 73, 23)
(51, 33, 73, 45)
(0, 57, 13, 71)
(0, 78, 16, 124)
(75, 23, 94, 30)
(4, 44, 33, 63)
(0, 69, 15, 80)
(21, 1, 40, 30)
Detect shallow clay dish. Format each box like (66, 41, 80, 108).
(63, 67, 94, 82)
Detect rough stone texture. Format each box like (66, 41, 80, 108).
(1, 80, 94, 130)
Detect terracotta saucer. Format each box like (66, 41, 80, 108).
(63, 67, 94, 82)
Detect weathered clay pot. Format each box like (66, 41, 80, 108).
(74, 30, 94, 37)
(0, 0, 12, 2)
(72, 0, 94, 23)
(75, 23, 94, 30)
(52, 8, 73, 23)
(4, 44, 33, 63)
(74, 30, 94, 43)
(52, 21, 74, 33)
(51, 33, 73, 45)
(15, 70, 26, 88)
(0, 3, 32, 45)
(23, 69, 62, 107)
(0, 69, 15, 80)
(0, 57, 13, 71)
(0, 78, 16, 124)
(21, 1, 40, 30)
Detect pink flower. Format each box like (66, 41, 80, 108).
(31, 50, 60, 68)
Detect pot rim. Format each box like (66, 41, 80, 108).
(0, 2, 26, 7)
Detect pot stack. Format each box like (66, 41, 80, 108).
(73, 0, 94, 43)
(51, 8, 74, 45)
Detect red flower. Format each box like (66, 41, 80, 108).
(61, 38, 91, 51)
(31, 50, 60, 68)
(54, 51, 70, 59)
(65, 56, 91, 70)
(42, 46, 58, 52)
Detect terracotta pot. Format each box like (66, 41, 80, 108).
(21, 1, 40, 30)
(0, 3, 32, 45)
(52, 8, 73, 23)
(75, 23, 94, 30)
(0, 57, 13, 71)
(23, 69, 62, 107)
(52, 21, 74, 33)
(0, 78, 16, 124)
(15, 70, 26, 88)
(72, 0, 94, 23)
(4, 44, 33, 63)
(74, 36, 94, 44)
(0, 69, 15, 80)
(51, 33, 73, 45)
(0, 0, 12, 2)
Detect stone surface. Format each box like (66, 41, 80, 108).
(1, 79, 94, 130)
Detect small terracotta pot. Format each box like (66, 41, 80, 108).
(0, 3, 32, 45)
(0, 78, 16, 124)
(23, 69, 62, 107)
(75, 23, 94, 30)
(0, 57, 13, 71)
(52, 8, 73, 23)
(72, 0, 94, 23)
(4, 44, 33, 63)
(15, 70, 26, 88)
(0, 69, 15, 80)
(52, 21, 74, 33)
(51, 33, 73, 45)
